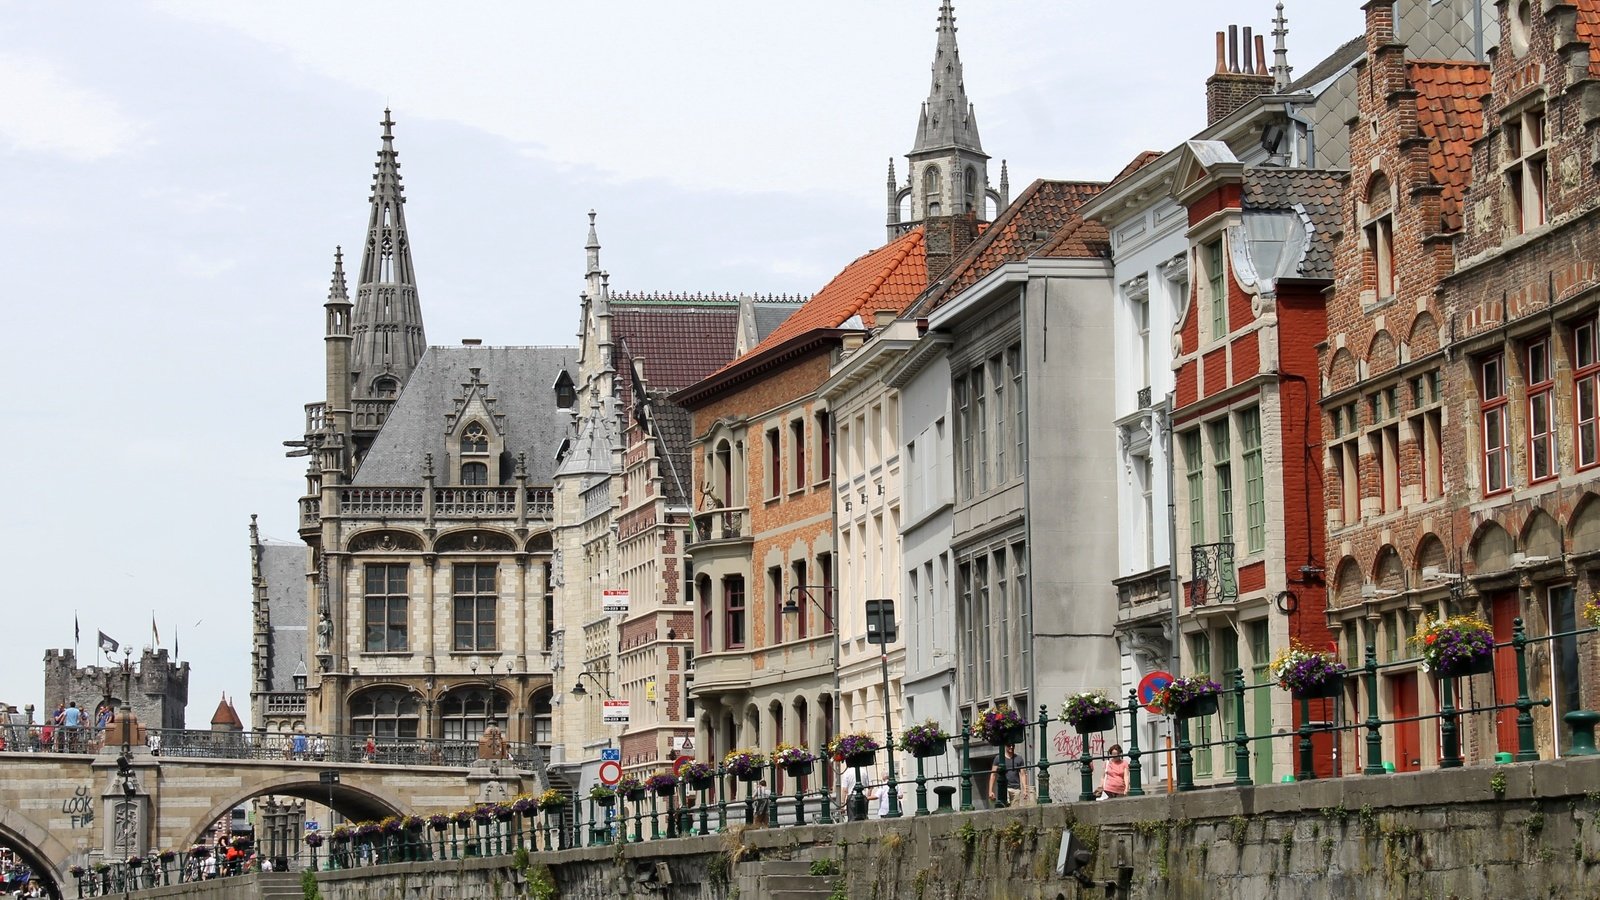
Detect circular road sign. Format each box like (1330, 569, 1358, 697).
(1138, 670, 1175, 714)
(597, 760, 622, 786)
(672, 755, 693, 777)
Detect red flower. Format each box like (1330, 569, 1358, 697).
(1425, 634, 1436, 645)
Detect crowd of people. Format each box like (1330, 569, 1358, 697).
(0, 701, 124, 754)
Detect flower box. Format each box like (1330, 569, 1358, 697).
(898, 720, 950, 759)
(844, 749, 877, 769)
(1074, 711, 1116, 735)
(783, 759, 815, 778)
(1413, 614, 1495, 678)
(911, 738, 948, 759)
(1176, 694, 1218, 719)
(1438, 652, 1494, 678)
(1292, 672, 1345, 700)
(644, 772, 679, 797)
(723, 748, 767, 781)
(625, 788, 646, 803)
(829, 732, 882, 765)
(688, 775, 715, 791)
(594, 794, 616, 807)
(972, 704, 1028, 747)
(990, 724, 1026, 747)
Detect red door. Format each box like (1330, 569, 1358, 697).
(1391, 673, 1421, 772)
(1491, 593, 1519, 754)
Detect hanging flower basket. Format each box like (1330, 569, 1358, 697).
(1155, 676, 1222, 718)
(537, 789, 566, 812)
(404, 815, 425, 832)
(972, 704, 1027, 747)
(829, 733, 882, 768)
(1412, 614, 1495, 678)
(304, 832, 325, 849)
(680, 761, 716, 791)
(772, 743, 816, 777)
(1270, 642, 1349, 699)
(897, 721, 950, 759)
(644, 771, 679, 797)
(1060, 693, 1119, 735)
(616, 774, 646, 803)
(589, 784, 617, 807)
(723, 748, 767, 782)
(428, 814, 451, 832)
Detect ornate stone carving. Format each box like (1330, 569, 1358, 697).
(435, 531, 514, 553)
(349, 530, 424, 553)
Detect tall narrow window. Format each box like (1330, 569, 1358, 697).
(1206, 239, 1227, 340)
(792, 559, 809, 639)
(975, 556, 991, 699)
(1183, 430, 1205, 543)
(1219, 632, 1239, 775)
(1480, 353, 1510, 494)
(1210, 419, 1233, 546)
(973, 364, 989, 493)
(766, 428, 781, 498)
(1527, 338, 1556, 482)
(1013, 543, 1030, 698)
(790, 419, 807, 491)
(924, 165, 942, 217)
(815, 410, 831, 480)
(993, 358, 1007, 483)
(1408, 371, 1444, 501)
(1191, 631, 1213, 776)
(1507, 108, 1547, 234)
(963, 166, 977, 213)
(452, 564, 497, 651)
(1240, 407, 1265, 554)
(958, 562, 974, 698)
(1009, 345, 1024, 478)
(1576, 321, 1600, 470)
(363, 564, 409, 652)
(723, 575, 746, 650)
(461, 462, 489, 485)
(768, 566, 784, 645)
(955, 375, 973, 500)
(993, 548, 1010, 694)
(1133, 292, 1151, 390)
(817, 551, 834, 635)
(1364, 175, 1395, 300)
(698, 576, 713, 652)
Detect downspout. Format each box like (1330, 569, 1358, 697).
(1284, 104, 1316, 169)
(1021, 284, 1037, 720)
(1165, 392, 1182, 678)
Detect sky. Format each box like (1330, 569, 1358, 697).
(0, 0, 1356, 723)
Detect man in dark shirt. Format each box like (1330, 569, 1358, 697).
(987, 744, 1029, 808)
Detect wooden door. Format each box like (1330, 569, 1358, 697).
(1491, 592, 1519, 754)
(1391, 673, 1421, 772)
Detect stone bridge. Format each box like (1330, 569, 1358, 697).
(0, 746, 541, 898)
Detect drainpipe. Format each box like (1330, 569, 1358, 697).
(1165, 392, 1182, 678)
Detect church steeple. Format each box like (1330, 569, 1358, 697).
(350, 109, 426, 402)
(888, 1, 1004, 240)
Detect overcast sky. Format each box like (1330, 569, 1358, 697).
(0, 1, 1356, 723)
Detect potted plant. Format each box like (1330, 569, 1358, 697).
(645, 771, 679, 797)
(404, 815, 425, 832)
(304, 831, 325, 849)
(491, 804, 515, 823)
(680, 760, 716, 791)
(188, 844, 212, 858)
(772, 743, 816, 777)
(1270, 641, 1348, 699)
(428, 813, 451, 832)
(589, 784, 618, 807)
(1583, 592, 1600, 629)
(1060, 693, 1119, 734)
(510, 794, 536, 816)
(537, 789, 566, 812)
(972, 704, 1027, 747)
(1411, 614, 1495, 677)
(1155, 675, 1223, 718)
(723, 748, 767, 782)
(616, 773, 646, 803)
(896, 720, 949, 759)
(829, 733, 882, 768)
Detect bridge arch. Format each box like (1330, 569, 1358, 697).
(0, 802, 75, 899)
(175, 772, 411, 850)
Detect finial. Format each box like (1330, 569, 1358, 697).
(328, 246, 349, 302)
(381, 108, 395, 141)
(1271, 2, 1293, 92)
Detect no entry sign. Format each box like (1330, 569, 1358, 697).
(1138, 671, 1175, 714)
(598, 760, 622, 786)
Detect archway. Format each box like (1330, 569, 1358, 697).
(0, 804, 73, 900)
(176, 774, 409, 851)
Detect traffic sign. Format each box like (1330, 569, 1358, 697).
(305, 821, 319, 832)
(672, 755, 693, 776)
(598, 760, 622, 786)
(1138, 671, 1175, 713)
(603, 699, 631, 725)
(601, 748, 621, 762)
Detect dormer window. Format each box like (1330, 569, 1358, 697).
(461, 423, 489, 454)
(554, 370, 576, 410)
(373, 377, 399, 399)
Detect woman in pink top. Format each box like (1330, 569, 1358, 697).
(1098, 744, 1129, 800)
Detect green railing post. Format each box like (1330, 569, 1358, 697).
(697, 784, 710, 836)
(1512, 617, 1539, 761)
(793, 762, 807, 826)
(850, 762, 869, 821)
(1439, 674, 1462, 768)
(1036, 705, 1053, 805)
(716, 767, 729, 833)
(1232, 668, 1252, 786)
(1176, 713, 1195, 792)
(1125, 690, 1144, 797)
(743, 771, 755, 826)
(1296, 696, 1315, 781)
(913, 752, 930, 816)
(1363, 643, 1385, 775)
(1078, 725, 1094, 802)
(959, 713, 975, 811)
(650, 793, 661, 840)
(819, 772, 834, 825)
(586, 798, 597, 847)
(634, 798, 643, 843)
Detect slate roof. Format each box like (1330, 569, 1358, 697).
(711, 228, 927, 376)
(1288, 35, 1364, 92)
(260, 540, 308, 694)
(1241, 169, 1345, 280)
(646, 397, 695, 508)
(1408, 60, 1490, 233)
(914, 179, 1106, 315)
(353, 345, 577, 486)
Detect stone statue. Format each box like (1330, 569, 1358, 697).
(113, 799, 140, 857)
(316, 614, 332, 654)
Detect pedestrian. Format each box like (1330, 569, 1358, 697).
(363, 735, 377, 763)
(751, 779, 771, 826)
(311, 734, 328, 761)
(60, 702, 82, 752)
(1097, 744, 1129, 800)
(837, 762, 863, 821)
(291, 730, 308, 761)
(147, 730, 161, 757)
(874, 771, 906, 818)
(988, 743, 1030, 808)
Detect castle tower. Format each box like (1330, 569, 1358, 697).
(349, 109, 426, 402)
(887, 1, 1006, 240)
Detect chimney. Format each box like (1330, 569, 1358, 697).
(923, 212, 981, 289)
(1206, 24, 1276, 126)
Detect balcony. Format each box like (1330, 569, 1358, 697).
(303, 399, 393, 434)
(435, 487, 518, 517)
(690, 651, 753, 693)
(263, 692, 306, 716)
(305, 403, 325, 434)
(326, 486, 554, 521)
(1188, 542, 1238, 608)
(339, 487, 425, 517)
(690, 507, 751, 545)
(299, 497, 321, 529)
(1136, 386, 1152, 409)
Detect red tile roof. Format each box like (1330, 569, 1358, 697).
(916, 179, 1106, 313)
(1110, 151, 1164, 185)
(712, 227, 927, 374)
(1408, 60, 1490, 233)
(210, 694, 242, 729)
(1576, 0, 1600, 77)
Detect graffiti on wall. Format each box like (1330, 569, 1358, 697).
(62, 786, 93, 828)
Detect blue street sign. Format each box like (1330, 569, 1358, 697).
(305, 821, 319, 832)
(600, 748, 621, 762)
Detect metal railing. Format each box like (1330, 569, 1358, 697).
(1188, 542, 1237, 606)
(690, 507, 749, 544)
(140, 729, 545, 769)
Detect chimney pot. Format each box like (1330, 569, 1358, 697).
(1229, 24, 1240, 73)
(1255, 35, 1269, 76)
(1214, 32, 1227, 74)
(1243, 27, 1253, 73)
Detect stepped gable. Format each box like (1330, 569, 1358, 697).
(1407, 60, 1491, 233)
(915, 179, 1105, 314)
(352, 345, 576, 485)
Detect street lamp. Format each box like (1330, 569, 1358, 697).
(469, 657, 507, 728)
(569, 670, 613, 698)
(782, 585, 844, 805)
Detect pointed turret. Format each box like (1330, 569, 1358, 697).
(324, 247, 353, 436)
(349, 109, 426, 402)
(1271, 3, 1293, 93)
(911, 0, 984, 156)
(890, 1, 999, 239)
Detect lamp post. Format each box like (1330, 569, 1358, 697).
(783, 584, 842, 803)
(863, 600, 901, 818)
(469, 657, 507, 730)
(569, 670, 613, 698)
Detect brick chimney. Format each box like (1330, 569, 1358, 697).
(1206, 24, 1275, 125)
(923, 212, 980, 288)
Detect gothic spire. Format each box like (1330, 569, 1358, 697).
(911, 0, 984, 157)
(1271, 3, 1293, 92)
(585, 209, 602, 277)
(350, 108, 426, 401)
(327, 246, 349, 310)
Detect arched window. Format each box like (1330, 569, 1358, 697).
(440, 687, 510, 742)
(461, 462, 489, 485)
(964, 166, 977, 213)
(373, 377, 399, 399)
(924, 166, 942, 217)
(461, 423, 489, 454)
(349, 689, 420, 739)
(715, 440, 733, 506)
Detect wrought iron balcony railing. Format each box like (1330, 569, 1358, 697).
(1188, 542, 1237, 607)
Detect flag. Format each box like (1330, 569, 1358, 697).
(152, 614, 160, 648)
(74, 614, 80, 645)
(98, 631, 119, 655)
